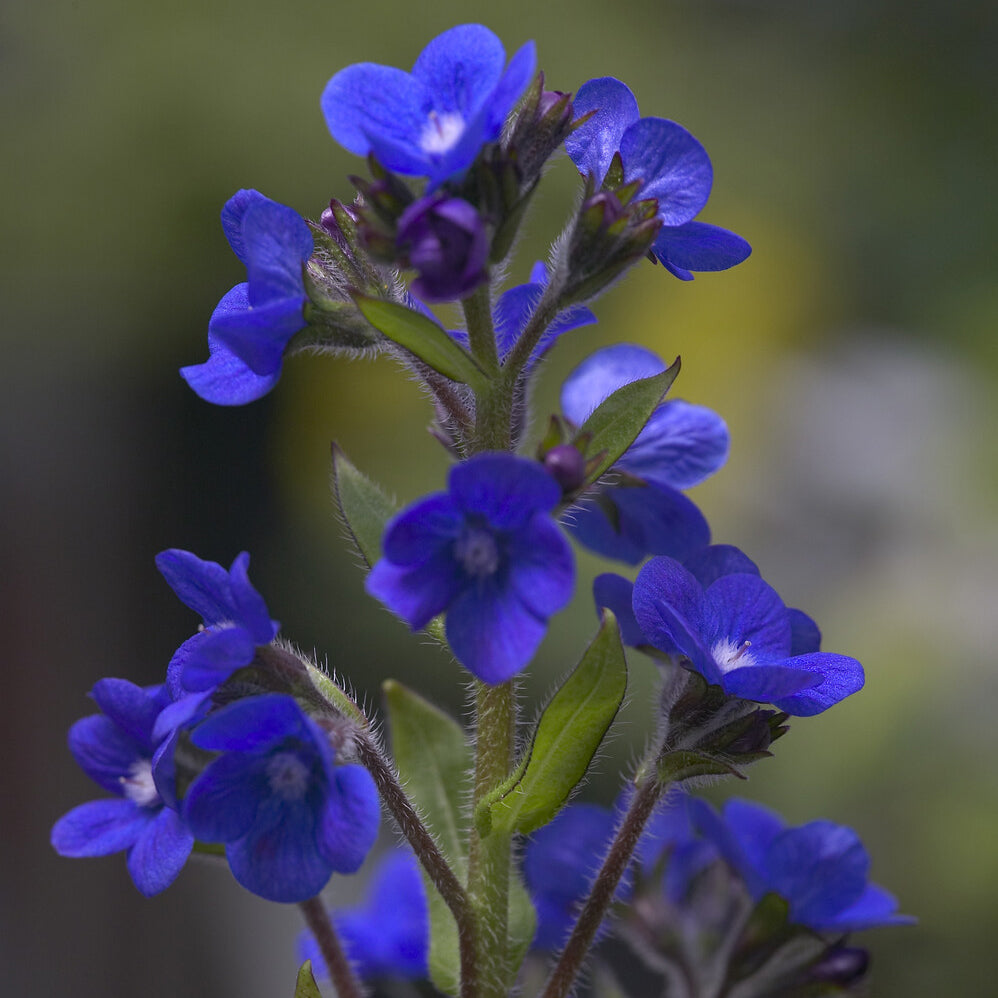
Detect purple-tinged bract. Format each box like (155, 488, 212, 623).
(51, 679, 194, 896)
(566, 78, 750, 280)
(321, 24, 536, 188)
(182, 189, 313, 405)
(366, 452, 574, 683)
(183, 694, 379, 903)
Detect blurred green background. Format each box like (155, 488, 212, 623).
(3, 0, 996, 994)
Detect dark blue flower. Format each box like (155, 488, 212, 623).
(51, 680, 194, 896)
(397, 194, 489, 302)
(321, 24, 536, 188)
(561, 344, 727, 563)
(182, 189, 313, 405)
(634, 796, 718, 905)
(631, 555, 865, 715)
(366, 452, 574, 683)
(299, 849, 429, 980)
(183, 694, 379, 903)
(565, 78, 750, 280)
(693, 799, 913, 932)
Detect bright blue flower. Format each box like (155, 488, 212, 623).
(634, 796, 718, 905)
(51, 679, 194, 896)
(693, 799, 913, 932)
(561, 344, 726, 563)
(299, 850, 429, 981)
(565, 78, 750, 280)
(366, 452, 574, 684)
(523, 803, 622, 951)
(321, 25, 536, 188)
(182, 189, 313, 405)
(183, 694, 379, 903)
(631, 555, 865, 715)
(153, 549, 280, 740)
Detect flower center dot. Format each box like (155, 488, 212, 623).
(420, 111, 465, 156)
(121, 759, 160, 808)
(266, 752, 310, 801)
(455, 528, 500, 578)
(711, 638, 756, 674)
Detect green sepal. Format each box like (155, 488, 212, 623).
(352, 295, 490, 391)
(575, 357, 681, 483)
(304, 661, 369, 728)
(294, 961, 324, 998)
(330, 443, 398, 569)
(656, 749, 747, 784)
(384, 680, 472, 996)
(479, 611, 628, 837)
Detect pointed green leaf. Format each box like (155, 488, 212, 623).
(353, 295, 489, 391)
(330, 443, 398, 569)
(385, 681, 472, 996)
(576, 358, 681, 483)
(294, 961, 324, 998)
(484, 611, 628, 836)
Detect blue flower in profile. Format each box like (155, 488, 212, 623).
(51, 679, 194, 896)
(299, 850, 429, 981)
(322, 25, 536, 188)
(561, 344, 727, 563)
(565, 78, 750, 280)
(693, 799, 913, 932)
(366, 452, 574, 684)
(631, 555, 865, 715)
(183, 694, 379, 903)
(182, 189, 313, 405)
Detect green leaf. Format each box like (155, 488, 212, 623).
(483, 611, 627, 836)
(576, 358, 681, 483)
(294, 961, 323, 998)
(384, 681, 472, 996)
(353, 295, 489, 391)
(330, 443, 398, 569)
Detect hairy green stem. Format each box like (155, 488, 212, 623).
(501, 277, 563, 382)
(298, 896, 366, 998)
(463, 284, 500, 376)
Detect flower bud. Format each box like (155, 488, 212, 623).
(543, 443, 587, 494)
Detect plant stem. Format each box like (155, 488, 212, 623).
(466, 679, 516, 998)
(501, 278, 563, 381)
(298, 896, 365, 998)
(540, 774, 666, 998)
(463, 284, 500, 376)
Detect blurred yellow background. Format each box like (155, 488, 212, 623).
(3, 1, 996, 995)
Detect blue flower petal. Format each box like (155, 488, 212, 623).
(229, 551, 279, 645)
(652, 221, 751, 280)
(221, 189, 269, 264)
(704, 574, 792, 660)
(770, 652, 865, 717)
(619, 118, 713, 227)
(507, 513, 574, 618)
(493, 282, 596, 362)
(683, 544, 760, 588)
(89, 679, 163, 749)
(210, 295, 306, 376)
(126, 806, 194, 896)
(191, 694, 309, 752)
(449, 452, 560, 528)
(411, 24, 505, 118)
(241, 200, 312, 305)
(722, 663, 823, 702)
(156, 548, 237, 625)
(52, 798, 150, 857)
(561, 343, 666, 426)
(787, 608, 821, 656)
(68, 714, 142, 794)
(319, 765, 380, 873)
(182, 751, 268, 842)
(178, 625, 257, 692)
(592, 573, 644, 647)
(565, 77, 640, 182)
(381, 493, 464, 565)
(366, 547, 466, 631)
(816, 884, 914, 931)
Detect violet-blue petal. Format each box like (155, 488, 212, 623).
(691, 798, 778, 898)
(684, 544, 760, 588)
(621, 400, 729, 491)
(411, 24, 505, 117)
(704, 574, 792, 660)
(493, 282, 596, 362)
(68, 715, 141, 795)
(156, 548, 236, 625)
(592, 573, 644, 647)
(126, 806, 194, 897)
(182, 751, 266, 842)
(240, 200, 312, 304)
(560, 343, 666, 426)
(449, 452, 560, 528)
(178, 626, 257, 692)
(366, 547, 466, 631)
(152, 690, 212, 744)
(210, 296, 306, 376)
(619, 118, 713, 227)
(565, 77, 640, 181)
(229, 551, 279, 644)
(788, 608, 822, 656)
(529, 260, 548, 284)
(446, 580, 546, 684)
(506, 513, 574, 618)
(770, 652, 865, 717)
(221, 189, 269, 264)
(191, 694, 308, 752)
(652, 221, 751, 280)
(817, 884, 913, 932)
(89, 679, 161, 748)
(51, 798, 150, 857)
(318, 765, 380, 873)
(381, 493, 464, 565)
(723, 663, 823, 702)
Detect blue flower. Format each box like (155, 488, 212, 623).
(299, 850, 429, 980)
(51, 679, 194, 896)
(630, 555, 865, 715)
(693, 799, 913, 932)
(634, 796, 718, 905)
(321, 24, 536, 188)
(565, 78, 750, 280)
(182, 189, 313, 405)
(183, 694, 379, 903)
(561, 344, 727, 563)
(366, 452, 574, 684)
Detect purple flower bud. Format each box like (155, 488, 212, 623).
(319, 199, 359, 250)
(809, 946, 870, 986)
(543, 444, 587, 493)
(397, 194, 489, 302)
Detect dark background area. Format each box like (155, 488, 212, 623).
(3, 1, 997, 995)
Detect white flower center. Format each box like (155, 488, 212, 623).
(455, 528, 500, 578)
(711, 638, 756, 674)
(420, 111, 465, 156)
(266, 752, 310, 801)
(121, 759, 160, 808)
